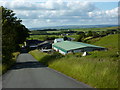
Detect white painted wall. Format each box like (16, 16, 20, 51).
(67, 51, 72, 54)
(59, 49, 66, 55)
(53, 47, 58, 51)
(54, 38, 64, 43)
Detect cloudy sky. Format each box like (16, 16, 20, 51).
(0, 0, 119, 28)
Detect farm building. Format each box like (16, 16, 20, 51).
(54, 38, 64, 43)
(54, 37, 75, 43)
(37, 41, 52, 49)
(24, 40, 44, 50)
(25, 40, 43, 47)
(52, 41, 106, 55)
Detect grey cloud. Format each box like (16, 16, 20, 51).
(0, 0, 118, 28)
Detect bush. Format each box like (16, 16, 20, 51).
(1, 52, 20, 74)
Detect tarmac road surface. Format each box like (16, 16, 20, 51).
(2, 53, 93, 88)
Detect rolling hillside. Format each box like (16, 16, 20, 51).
(93, 34, 118, 50)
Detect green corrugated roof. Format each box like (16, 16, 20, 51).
(52, 41, 105, 51)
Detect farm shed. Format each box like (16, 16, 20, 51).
(25, 40, 43, 46)
(37, 41, 52, 49)
(52, 41, 106, 55)
(25, 40, 44, 50)
(54, 38, 64, 43)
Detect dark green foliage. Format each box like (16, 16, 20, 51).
(76, 31, 85, 35)
(92, 31, 99, 37)
(31, 30, 47, 35)
(87, 31, 93, 36)
(75, 32, 86, 42)
(99, 31, 107, 36)
(44, 36, 55, 40)
(76, 35, 83, 42)
(106, 30, 114, 35)
(15, 24, 29, 44)
(2, 6, 29, 64)
(63, 36, 68, 41)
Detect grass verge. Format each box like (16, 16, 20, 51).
(0, 52, 20, 75)
(29, 49, 119, 88)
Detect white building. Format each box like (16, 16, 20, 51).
(52, 41, 107, 55)
(54, 38, 64, 43)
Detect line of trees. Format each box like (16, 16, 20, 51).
(75, 29, 119, 42)
(2, 6, 29, 64)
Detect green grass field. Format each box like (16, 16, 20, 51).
(27, 34, 79, 41)
(29, 34, 119, 88)
(28, 26, 118, 42)
(45, 26, 118, 33)
(71, 26, 118, 32)
(47, 31, 61, 33)
(27, 35, 63, 41)
(93, 34, 118, 50)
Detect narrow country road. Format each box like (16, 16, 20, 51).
(2, 53, 92, 88)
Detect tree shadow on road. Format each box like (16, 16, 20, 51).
(10, 61, 47, 70)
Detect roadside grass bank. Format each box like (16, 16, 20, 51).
(29, 50, 119, 88)
(29, 50, 64, 66)
(29, 34, 119, 88)
(1, 52, 20, 75)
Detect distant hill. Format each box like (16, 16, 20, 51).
(29, 25, 118, 30)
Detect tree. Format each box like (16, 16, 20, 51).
(76, 31, 85, 35)
(106, 30, 114, 35)
(76, 33, 85, 42)
(92, 31, 99, 37)
(75, 31, 86, 42)
(63, 36, 68, 41)
(99, 31, 107, 37)
(87, 31, 93, 37)
(2, 6, 29, 64)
